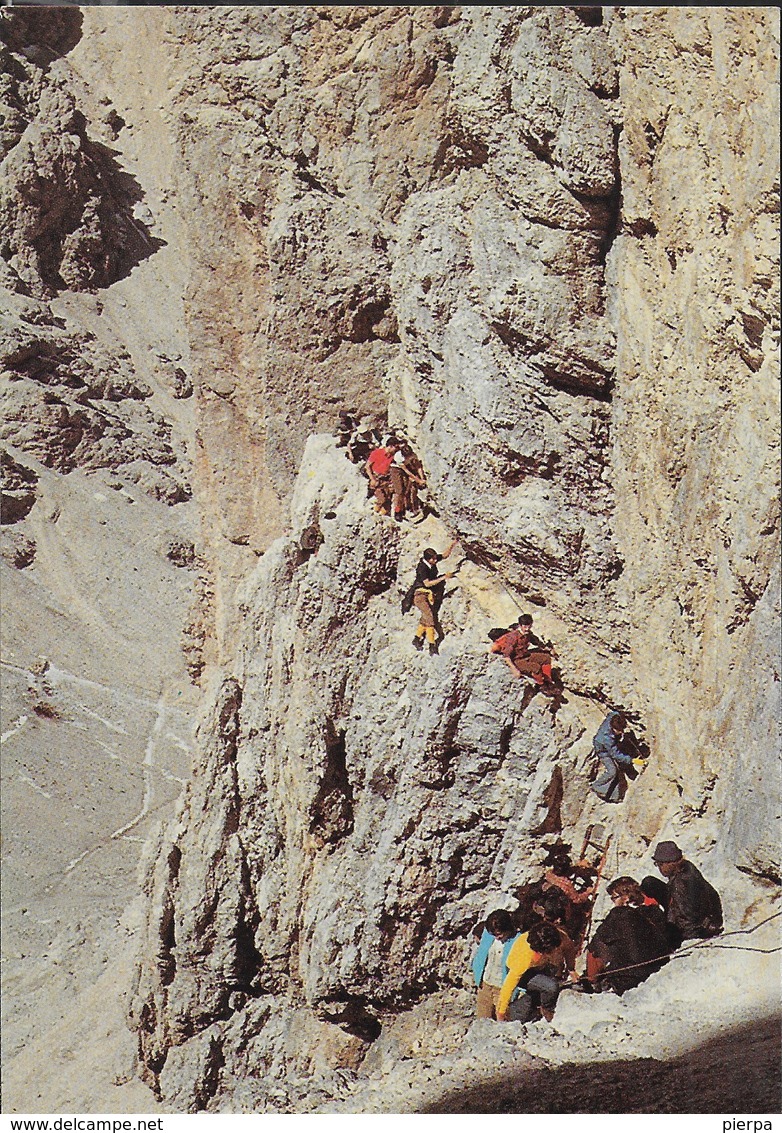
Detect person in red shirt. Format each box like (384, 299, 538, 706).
(489, 614, 561, 703)
(364, 439, 405, 519)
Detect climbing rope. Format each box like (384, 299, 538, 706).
(561, 909, 782, 991)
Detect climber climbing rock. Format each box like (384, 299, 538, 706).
(347, 421, 382, 465)
(335, 408, 359, 449)
(497, 922, 567, 1024)
(542, 852, 598, 946)
(365, 437, 405, 518)
(584, 876, 670, 995)
(472, 909, 521, 1019)
(403, 540, 457, 655)
(652, 840, 724, 946)
(590, 711, 639, 803)
(530, 891, 579, 978)
(394, 442, 427, 521)
(298, 522, 323, 562)
(488, 614, 562, 704)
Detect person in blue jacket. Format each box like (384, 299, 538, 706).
(472, 909, 520, 1019)
(591, 711, 636, 803)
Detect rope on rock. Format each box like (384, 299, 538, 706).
(561, 909, 782, 991)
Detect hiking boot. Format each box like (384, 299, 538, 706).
(429, 641, 439, 655)
(393, 512, 403, 522)
(412, 636, 424, 651)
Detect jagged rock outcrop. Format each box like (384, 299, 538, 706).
(0, 2, 777, 1117)
(0, 8, 160, 297)
(132, 438, 608, 1109)
(0, 9, 191, 508)
(122, 5, 779, 1112)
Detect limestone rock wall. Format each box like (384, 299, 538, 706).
(121, 4, 779, 1113)
(1, 3, 777, 1116)
(607, 6, 781, 878)
(132, 438, 607, 1110)
(127, 6, 630, 665)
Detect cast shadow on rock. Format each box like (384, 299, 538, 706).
(421, 1015, 781, 1114)
(0, 7, 83, 66)
(38, 134, 167, 295)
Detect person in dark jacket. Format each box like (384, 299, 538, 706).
(652, 840, 723, 946)
(407, 541, 457, 654)
(585, 876, 670, 995)
(640, 874, 669, 911)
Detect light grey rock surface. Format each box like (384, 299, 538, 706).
(0, 3, 778, 1117)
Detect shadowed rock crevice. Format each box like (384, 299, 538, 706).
(0, 8, 84, 66)
(309, 718, 355, 848)
(0, 17, 164, 298)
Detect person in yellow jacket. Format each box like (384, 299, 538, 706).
(496, 922, 567, 1023)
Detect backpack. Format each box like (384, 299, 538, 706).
(401, 584, 417, 614)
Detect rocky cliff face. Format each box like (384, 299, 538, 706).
(1, 4, 778, 1116)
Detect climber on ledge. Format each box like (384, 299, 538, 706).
(472, 909, 521, 1019)
(365, 437, 405, 520)
(347, 421, 382, 465)
(489, 614, 562, 703)
(590, 711, 638, 803)
(531, 891, 579, 980)
(584, 876, 670, 995)
(496, 921, 567, 1024)
(394, 442, 427, 521)
(403, 540, 457, 655)
(651, 840, 723, 947)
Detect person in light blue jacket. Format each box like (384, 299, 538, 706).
(591, 711, 636, 803)
(472, 909, 521, 1019)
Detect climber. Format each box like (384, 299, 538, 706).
(651, 841, 723, 947)
(394, 443, 427, 520)
(542, 853, 598, 946)
(531, 891, 579, 977)
(404, 540, 457, 655)
(298, 522, 323, 561)
(512, 878, 548, 934)
(336, 408, 359, 449)
(496, 922, 567, 1024)
(590, 711, 638, 803)
(364, 437, 405, 518)
(472, 908, 522, 1019)
(347, 422, 382, 466)
(489, 614, 561, 702)
(584, 876, 670, 995)
(640, 875, 669, 911)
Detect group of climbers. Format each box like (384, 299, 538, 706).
(331, 414, 731, 1033)
(337, 414, 429, 524)
(472, 839, 723, 1025)
(335, 413, 658, 803)
(334, 413, 655, 753)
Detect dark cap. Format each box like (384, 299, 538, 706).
(652, 840, 683, 863)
